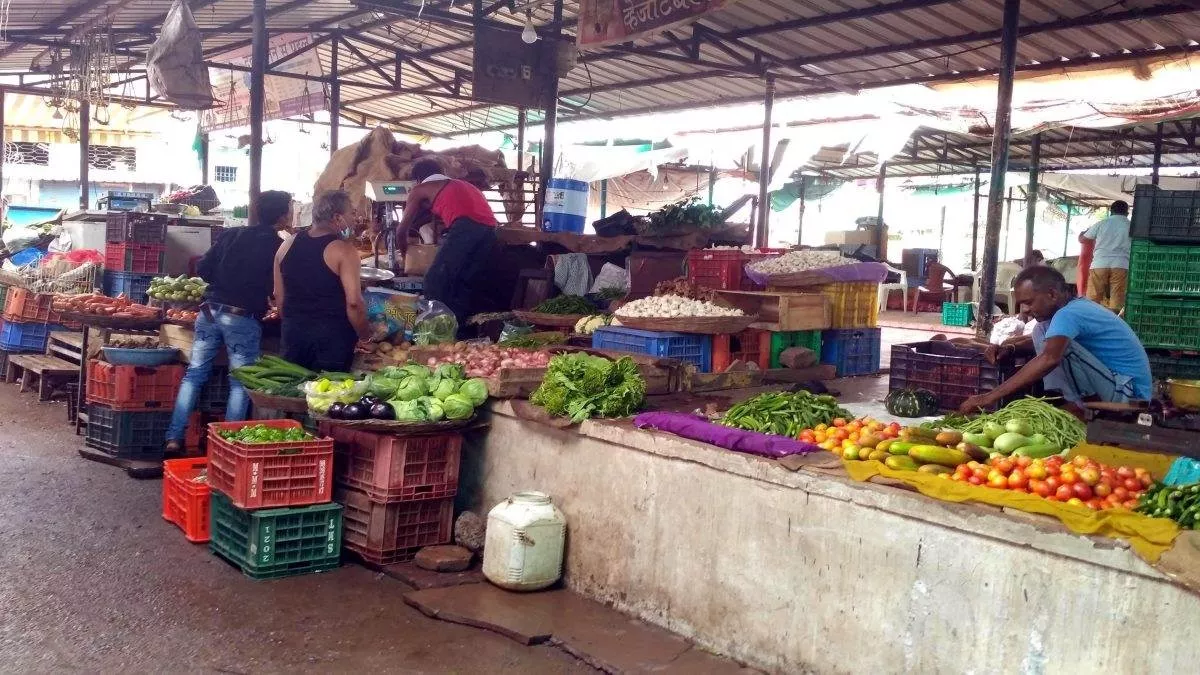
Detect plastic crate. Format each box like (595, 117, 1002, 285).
(1130, 184, 1200, 244)
(1147, 351, 1200, 381)
(102, 271, 155, 303)
(105, 211, 168, 244)
(336, 487, 453, 565)
(84, 403, 171, 459)
(769, 330, 821, 368)
(208, 491, 342, 579)
(1125, 294, 1200, 351)
(2, 287, 62, 324)
(0, 284, 8, 314)
(820, 328, 881, 377)
(941, 302, 974, 327)
(104, 241, 166, 274)
(0, 320, 65, 352)
(1127, 240, 1200, 297)
(162, 457, 212, 543)
(592, 326, 712, 372)
(206, 419, 334, 509)
(86, 360, 184, 410)
(320, 422, 461, 501)
(888, 341, 1030, 411)
(197, 367, 231, 413)
(685, 249, 765, 292)
(818, 282, 879, 328)
(711, 329, 768, 372)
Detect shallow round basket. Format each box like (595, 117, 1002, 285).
(247, 390, 309, 413)
(613, 314, 758, 334)
(101, 347, 179, 366)
(61, 311, 164, 331)
(512, 311, 587, 329)
(314, 415, 478, 434)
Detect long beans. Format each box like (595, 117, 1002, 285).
(934, 397, 1085, 450)
(720, 391, 850, 438)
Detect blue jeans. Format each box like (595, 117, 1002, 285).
(166, 310, 262, 442)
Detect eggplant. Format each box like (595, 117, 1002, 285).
(369, 402, 395, 420)
(360, 394, 381, 407)
(341, 403, 368, 420)
(328, 402, 346, 419)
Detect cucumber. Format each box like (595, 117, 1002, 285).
(963, 432, 993, 449)
(885, 455, 919, 471)
(1012, 443, 1062, 459)
(888, 441, 915, 455)
(918, 464, 952, 475)
(908, 444, 969, 467)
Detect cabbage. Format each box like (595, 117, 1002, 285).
(442, 393, 475, 420)
(393, 374, 429, 402)
(426, 398, 445, 421)
(400, 363, 431, 379)
(368, 375, 402, 399)
(434, 362, 465, 381)
(458, 378, 489, 406)
(431, 377, 458, 401)
(391, 399, 429, 422)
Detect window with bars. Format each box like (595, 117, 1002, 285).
(4, 141, 50, 166)
(88, 145, 137, 171)
(214, 165, 238, 183)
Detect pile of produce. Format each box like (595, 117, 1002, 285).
(799, 416, 902, 454)
(232, 356, 317, 398)
(1137, 483, 1200, 526)
(721, 391, 851, 438)
(614, 295, 743, 318)
(105, 336, 162, 349)
(326, 362, 488, 422)
(532, 295, 596, 315)
(644, 198, 723, 233)
(302, 376, 370, 414)
(748, 250, 855, 275)
(929, 398, 1085, 452)
(653, 277, 715, 302)
(166, 307, 198, 324)
(425, 344, 551, 378)
(573, 314, 612, 335)
(216, 424, 314, 444)
(530, 353, 646, 423)
(498, 332, 568, 348)
(149, 275, 207, 303)
(52, 293, 159, 319)
(953, 454, 1150, 510)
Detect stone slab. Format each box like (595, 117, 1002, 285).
(414, 545, 473, 572)
(383, 561, 486, 590)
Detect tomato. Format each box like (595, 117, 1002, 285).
(833, 418, 847, 428)
(1060, 470, 1078, 485)
(1078, 468, 1100, 486)
(1045, 463, 1061, 477)
(1086, 498, 1103, 510)
(1029, 479, 1051, 498)
(988, 475, 1009, 489)
(972, 468, 988, 481)
(1007, 469, 1029, 490)
(815, 423, 828, 433)
(1123, 478, 1142, 492)
(968, 475, 983, 486)
(1073, 455, 1090, 468)
(1124, 499, 1139, 509)
(1013, 455, 1031, 469)
(994, 459, 1015, 475)
(1055, 485, 1074, 501)
(1067, 497, 1085, 507)
(1100, 468, 1116, 483)
(1140, 474, 1154, 488)
(952, 474, 966, 482)
(1116, 466, 1135, 479)
(1026, 462, 1048, 480)
(1094, 482, 1113, 498)
(1104, 493, 1123, 506)
(1045, 476, 1061, 491)
(1113, 486, 1129, 500)
(1072, 483, 1094, 501)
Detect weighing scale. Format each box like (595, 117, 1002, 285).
(365, 180, 415, 272)
(98, 190, 155, 212)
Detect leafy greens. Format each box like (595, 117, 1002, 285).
(530, 353, 647, 423)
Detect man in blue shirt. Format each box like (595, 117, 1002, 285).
(958, 266, 1151, 414)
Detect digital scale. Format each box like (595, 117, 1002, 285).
(365, 180, 415, 272)
(98, 190, 155, 212)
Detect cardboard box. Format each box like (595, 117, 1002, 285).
(404, 244, 438, 275)
(824, 228, 888, 259)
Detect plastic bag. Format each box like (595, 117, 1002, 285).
(499, 321, 533, 343)
(363, 287, 419, 342)
(147, 0, 215, 109)
(2, 226, 43, 252)
(301, 378, 369, 414)
(413, 300, 459, 345)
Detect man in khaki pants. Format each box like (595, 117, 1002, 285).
(1080, 200, 1131, 312)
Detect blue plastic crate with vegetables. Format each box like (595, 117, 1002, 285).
(592, 326, 712, 372)
(820, 328, 881, 377)
(102, 271, 155, 303)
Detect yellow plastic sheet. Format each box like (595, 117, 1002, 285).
(843, 443, 1181, 562)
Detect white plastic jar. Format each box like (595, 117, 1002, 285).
(482, 491, 566, 591)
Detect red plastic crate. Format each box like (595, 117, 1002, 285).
(711, 328, 769, 372)
(104, 241, 166, 274)
(320, 422, 461, 501)
(336, 486, 453, 565)
(206, 419, 334, 509)
(686, 249, 749, 291)
(86, 359, 183, 410)
(3, 287, 61, 324)
(162, 457, 211, 542)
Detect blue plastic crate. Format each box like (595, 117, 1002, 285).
(0, 320, 66, 352)
(820, 328, 881, 377)
(592, 326, 712, 372)
(102, 271, 155, 303)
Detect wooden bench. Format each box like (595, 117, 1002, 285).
(48, 331, 84, 367)
(6, 354, 79, 402)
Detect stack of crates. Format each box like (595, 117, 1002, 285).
(711, 328, 822, 372)
(1125, 185, 1200, 379)
(1, 287, 68, 354)
(205, 419, 342, 579)
(102, 212, 168, 303)
(811, 281, 881, 377)
(592, 326, 712, 372)
(322, 423, 460, 566)
(84, 358, 184, 459)
(685, 248, 787, 292)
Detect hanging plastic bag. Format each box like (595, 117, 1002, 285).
(412, 300, 459, 345)
(148, 0, 216, 109)
(499, 321, 533, 343)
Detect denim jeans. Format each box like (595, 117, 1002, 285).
(166, 310, 262, 442)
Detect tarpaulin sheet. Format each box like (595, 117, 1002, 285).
(633, 412, 821, 459)
(743, 261, 889, 288)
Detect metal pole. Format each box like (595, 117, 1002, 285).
(329, 31, 340, 157)
(248, 0, 267, 221)
(875, 162, 887, 259)
(977, 0, 1021, 337)
(1003, 187, 1014, 261)
(200, 131, 210, 184)
(1151, 122, 1164, 186)
(0, 89, 5, 207)
(797, 176, 807, 246)
(599, 178, 608, 219)
(707, 164, 715, 206)
(1025, 132, 1041, 264)
(538, 0, 564, 227)
(1062, 209, 1073, 257)
(516, 107, 526, 173)
(971, 163, 981, 269)
(938, 204, 947, 252)
(756, 75, 775, 248)
(79, 99, 90, 210)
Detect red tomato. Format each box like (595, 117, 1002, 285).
(1027, 461, 1048, 480)
(1072, 483, 1094, 501)
(1032, 479, 1053, 498)
(968, 475, 983, 486)
(1085, 498, 1102, 510)
(987, 473, 1009, 489)
(1123, 478, 1142, 492)
(952, 474, 966, 482)
(833, 418, 847, 428)
(1094, 482, 1113, 498)
(1116, 466, 1135, 479)
(1113, 486, 1130, 500)
(1055, 485, 1074, 501)
(1007, 469, 1029, 490)
(1073, 455, 1091, 468)
(1140, 474, 1154, 488)
(994, 459, 1015, 475)
(1060, 471, 1079, 485)
(973, 468, 989, 481)
(1078, 468, 1100, 486)
(1124, 499, 1140, 509)
(1045, 476, 1061, 491)
(1014, 456, 1032, 469)
(1046, 463, 1062, 477)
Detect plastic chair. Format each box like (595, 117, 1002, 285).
(877, 267, 908, 313)
(994, 262, 1021, 313)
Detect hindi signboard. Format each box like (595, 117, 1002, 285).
(577, 0, 740, 49)
(201, 33, 325, 131)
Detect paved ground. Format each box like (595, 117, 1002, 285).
(0, 385, 593, 674)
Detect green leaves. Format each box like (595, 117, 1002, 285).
(530, 353, 647, 423)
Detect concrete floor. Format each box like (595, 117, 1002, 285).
(0, 385, 593, 674)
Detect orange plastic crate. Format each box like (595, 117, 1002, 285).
(162, 457, 211, 542)
(206, 419, 334, 509)
(3, 287, 61, 324)
(711, 328, 769, 372)
(86, 360, 184, 410)
(336, 487, 453, 565)
(321, 422, 461, 501)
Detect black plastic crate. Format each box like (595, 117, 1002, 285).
(83, 403, 171, 459)
(888, 341, 1031, 412)
(1147, 351, 1200, 382)
(1131, 185, 1200, 244)
(197, 367, 230, 413)
(105, 211, 168, 244)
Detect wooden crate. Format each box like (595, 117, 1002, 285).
(714, 290, 830, 331)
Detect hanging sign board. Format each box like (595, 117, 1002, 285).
(201, 33, 325, 131)
(577, 0, 741, 48)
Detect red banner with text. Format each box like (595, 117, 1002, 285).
(577, 0, 740, 49)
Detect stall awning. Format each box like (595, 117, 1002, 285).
(2, 93, 158, 146)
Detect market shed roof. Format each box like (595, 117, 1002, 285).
(0, 0, 1198, 138)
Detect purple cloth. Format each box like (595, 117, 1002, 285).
(633, 412, 822, 458)
(744, 261, 890, 287)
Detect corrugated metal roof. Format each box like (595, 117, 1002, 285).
(0, 0, 1196, 138)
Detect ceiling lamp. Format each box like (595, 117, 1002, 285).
(521, 10, 538, 44)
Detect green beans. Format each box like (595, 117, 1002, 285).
(932, 397, 1084, 451)
(720, 391, 850, 438)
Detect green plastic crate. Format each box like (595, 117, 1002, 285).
(1148, 351, 1200, 381)
(941, 302, 973, 327)
(1126, 294, 1200, 351)
(208, 491, 342, 580)
(1128, 240, 1200, 297)
(768, 330, 821, 368)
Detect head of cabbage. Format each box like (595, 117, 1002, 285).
(391, 399, 429, 422)
(424, 397, 445, 422)
(442, 393, 475, 420)
(399, 363, 431, 379)
(431, 377, 458, 401)
(458, 378, 488, 406)
(392, 374, 429, 401)
(434, 362, 465, 381)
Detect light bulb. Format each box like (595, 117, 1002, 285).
(52, 108, 63, 120)
(521, 17, 538, 44)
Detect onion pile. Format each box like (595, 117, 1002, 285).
(426, 344, 552, 378)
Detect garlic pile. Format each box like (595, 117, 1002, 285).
(615, 295, 744, 318)
(749, 250, 855, 275)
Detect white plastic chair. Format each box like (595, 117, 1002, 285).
(877, 267, 908, 313)
(994, 262, 1021, 313)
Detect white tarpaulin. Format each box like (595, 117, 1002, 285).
(1039, 172, 1200, 202)
(553, 145, 688, 182)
